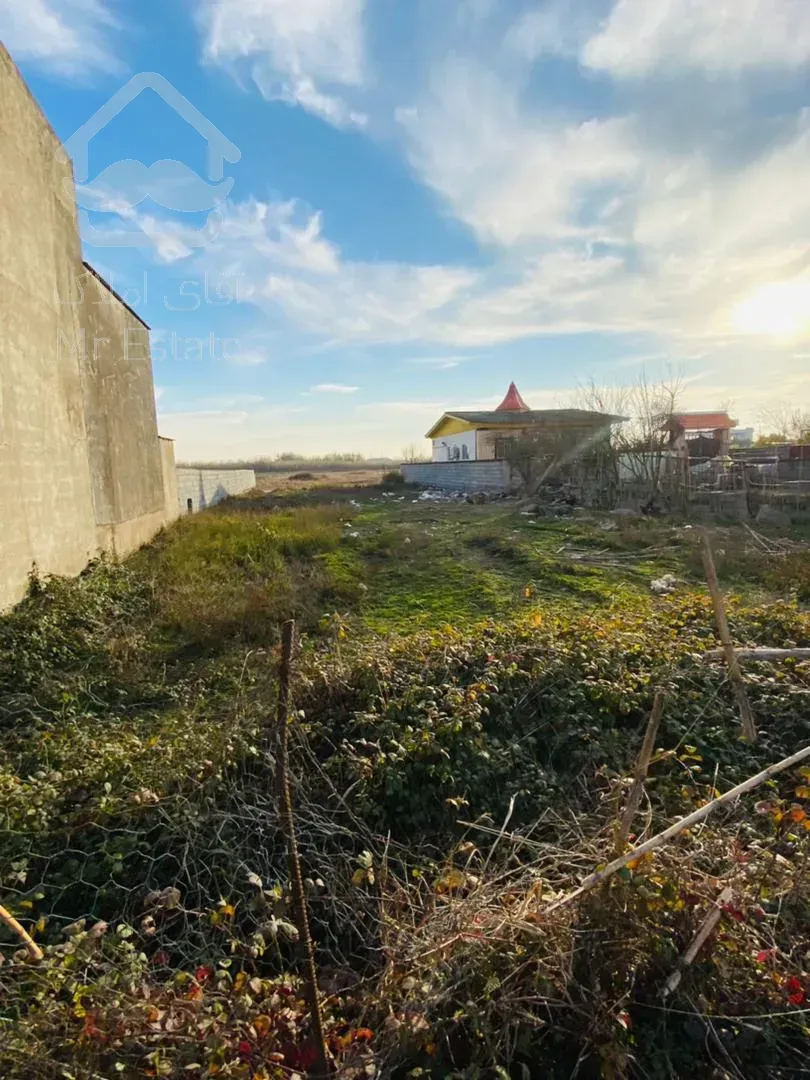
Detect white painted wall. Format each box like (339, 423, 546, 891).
(176, 469, 257, 514)
(432, 430, 477, 462)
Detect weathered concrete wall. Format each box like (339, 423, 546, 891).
(0, 45, 177, 607)
(402, 461, 514, 493)
(160, 439, 180, 525)
(80, 266, 165, 528)
(176, 469, 257, 514)
(0, 44, 98, 608)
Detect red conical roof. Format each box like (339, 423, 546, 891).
(495, 382, 530, 412)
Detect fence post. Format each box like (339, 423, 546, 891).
(699, 529, 757, 743)
(614, 690, 665, 854)
(274, 620, 331, 1078)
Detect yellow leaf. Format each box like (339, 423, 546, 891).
(253, 1015, 271, 1037)
(233, 972, 247, 993)
(352, 868, 367, 886)
(795, 786, 810, 799)
(435, 868, 467, 893)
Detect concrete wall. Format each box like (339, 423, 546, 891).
(80, 266, 166, 530)
(176, 469, 257, 514)
(0, 45, 177, 608)
(402, 461, 514, 493)
(0, 45, 99, 608)
(160, 439, 180, 525)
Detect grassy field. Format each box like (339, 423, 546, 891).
(1, 483, 810, 1078)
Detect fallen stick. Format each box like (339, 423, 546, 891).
(705, 648, 810, 662)
(662, 886, 734, 997)
(700, 529, 757, 743)
(542, 743, 810, 915)
(614, 690, 665, 855)
(0, 903, 43, 962)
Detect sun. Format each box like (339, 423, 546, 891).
(731, 280, 810, 339)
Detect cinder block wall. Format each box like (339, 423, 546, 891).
(402, 461, 514, 493)
(0, 45, 182, 607)
(176, 469, 257, 514)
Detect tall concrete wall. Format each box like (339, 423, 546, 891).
(0, 45, 177, 607)
(160, 439, 180, 526)
(176, 469, 257, 514)
(80, 266, 165, 530)
(0, 45, 99, 607)
(402, 461, 514, 493)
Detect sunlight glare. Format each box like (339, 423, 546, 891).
(731, 280, 810, 339)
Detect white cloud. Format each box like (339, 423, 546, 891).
(309, 382, 359, 393)
(227, 349, 268, 367)
(583, 0, 810, 76)
(398, 58, 639, 246)
(201, 0, 367, 127)
(408, 355, 474, 369)
(0, 0, 122, 77)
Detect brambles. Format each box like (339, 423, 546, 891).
(1, 502, 810, 1077)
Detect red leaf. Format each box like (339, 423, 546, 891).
(238, 1040, 253, 1059)
(351, 1028, 374, 1043)
(786, 977, 805, 1005)
(755, 949, 776, 963)
(721, 903, 745, 923)
(194, 965, 213, 984)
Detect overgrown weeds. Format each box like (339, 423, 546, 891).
(1, 503, 810, 1077)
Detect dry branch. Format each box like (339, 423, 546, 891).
(662, 886, 734, 997)
(542, 743, 810, 915)
(0, 903, 43, 962)
(700, 529, 757, 742)
(705, 648, 810, 662)
(614, 690, 665, 854)
(274, 620, 331, 1078)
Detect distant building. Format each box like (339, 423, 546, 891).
(402, 383, 624, 493)
(426, 382, 623, 463)
(669, 412, 738, 459)
(730, 427, 755, 448)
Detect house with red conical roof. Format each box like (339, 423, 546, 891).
(424, 383, 624, 467)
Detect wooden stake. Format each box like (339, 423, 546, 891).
(700, 528, 757, 743)
(542, 742, 810, 915)
(662, 886, 733, 998)
(614, 690, 665, 855)
(0, 903, 43, 962)
(275, 620, 331, 1078)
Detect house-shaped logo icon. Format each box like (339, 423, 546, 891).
(57, 72, 241, 250)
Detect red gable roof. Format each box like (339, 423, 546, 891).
(673, 412, 737, 432)
(495, 382, 530, 412)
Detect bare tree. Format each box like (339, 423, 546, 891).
(401, 443, 429, 463)
(501, 426, 594, 495)
(756, 404, 810, 444)
(576, 371, 684, 500)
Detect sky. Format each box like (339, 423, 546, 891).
(2, 0, 810, 460)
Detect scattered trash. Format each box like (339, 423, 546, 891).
(650, 574, 679, 595)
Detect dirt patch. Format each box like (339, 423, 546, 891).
(254, 468, 387, 493)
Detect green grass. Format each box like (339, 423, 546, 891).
(3, 493, 810, 1079)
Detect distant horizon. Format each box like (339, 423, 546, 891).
(5, 0, 809, 459)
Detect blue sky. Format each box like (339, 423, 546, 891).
(3, 0, 810, 459)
